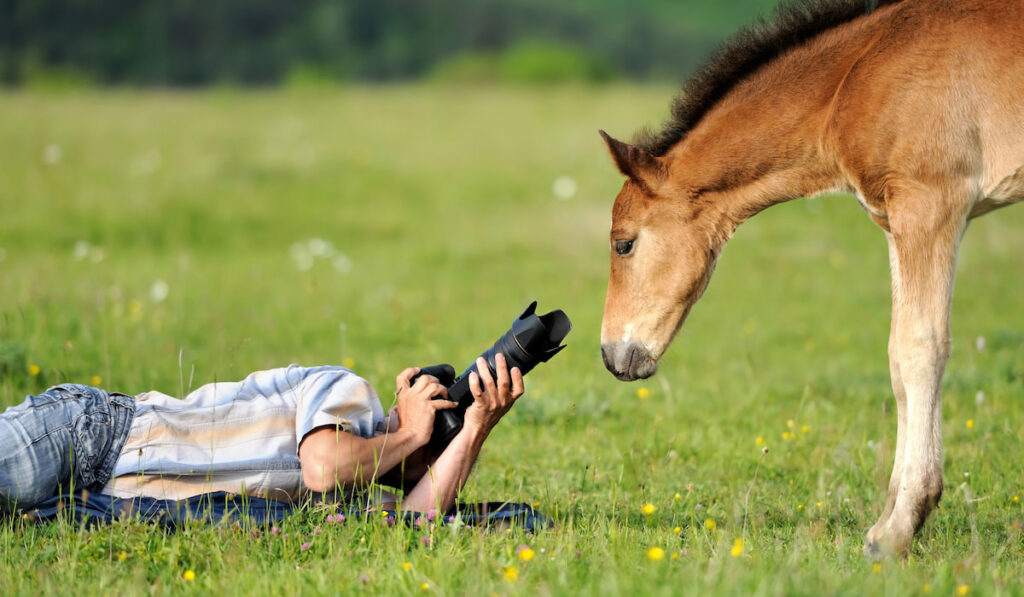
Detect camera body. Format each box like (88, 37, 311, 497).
(410, 301, 572, 451)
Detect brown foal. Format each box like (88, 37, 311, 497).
(599, 0, 1024, 556)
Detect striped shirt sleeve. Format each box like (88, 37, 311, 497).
(295, 369, 384, 450)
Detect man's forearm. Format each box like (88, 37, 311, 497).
(399, 426, 488, 513)
(346, 429, 429, 486)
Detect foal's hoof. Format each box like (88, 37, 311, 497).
(863, 539, 889, 561)
(864, 524, 911, 559)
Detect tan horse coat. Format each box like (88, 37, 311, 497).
(600, 0, 1024, 556)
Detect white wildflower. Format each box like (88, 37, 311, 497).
(290, 243, 314, 271)
(73, 241, 91, 261)
(332, 254, 352, 274)
(43, 144, 62, 165)
(150, 279, 169, 303)
(552, 175, 577, 200)
(307, 238, 330, 257)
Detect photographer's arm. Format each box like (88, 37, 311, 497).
(299, 369, 455, 492)
(400, 354, 523, 513)
(300, 426, 423, 491)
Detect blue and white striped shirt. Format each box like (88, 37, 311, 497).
(102, 365, 386, 501)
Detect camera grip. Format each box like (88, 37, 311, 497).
(411, 364, 457, 388)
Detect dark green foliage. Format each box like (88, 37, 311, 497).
(1, 0, 783, 86)
(430, 41, 615, 84)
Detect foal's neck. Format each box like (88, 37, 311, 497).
(665, 18, 885, 237)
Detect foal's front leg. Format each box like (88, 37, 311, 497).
(866, 233, 909, 544)
(864, 196, 966, 557)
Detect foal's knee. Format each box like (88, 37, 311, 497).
(936, 334, 952, 362)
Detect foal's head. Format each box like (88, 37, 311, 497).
(599, 131, 725, 381)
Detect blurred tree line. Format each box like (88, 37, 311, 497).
(1, 0, 780, 86)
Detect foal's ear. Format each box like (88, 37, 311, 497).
(599, 130, 666, 191)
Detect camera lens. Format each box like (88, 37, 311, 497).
(428, 302, 572, 450)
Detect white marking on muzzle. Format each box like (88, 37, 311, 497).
(621, 323, 635, 343)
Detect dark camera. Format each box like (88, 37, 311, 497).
(409, 301, 572, 450)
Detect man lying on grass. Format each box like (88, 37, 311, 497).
(0, 354, 524, 515)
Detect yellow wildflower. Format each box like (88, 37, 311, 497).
(502, 566, 519, 582)
(730, 538, 743, 557)
(704, 518, 716, 531)
(782, 431, 793, 441)
(117, 551, 127, 562)
(1013, 495, 1019, 503)
(28, 364, 40, 377)
(90, 375, 102, 386)
(800, 424, 810, 433)
(183, 570, 196, 581)
(674, 492, 682, 501)
(420, 583, 430, 591)
(518, 547, 535, 562)
(816, 502, 824, 508)
(671, 551, 679, 560)
(786, 419, 794, 429)
(402, 562, 412, 571)
(966, 419, 975, 429)
(641, 503, 656, 516)
(872, 563, 881, 574)
(646, 547, 665, 561)
(636, 388, 650, 399)
(956, 585, 970, 596)
(755, 436, 764, 446)
(673, 526, 681, 534)
(797, 504, 804, 510)
(343, 357, 356, 369)
(922, 584, 932, 593)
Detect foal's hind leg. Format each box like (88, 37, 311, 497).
(864, 186, 968, 557)
(866, 232, 909, 542)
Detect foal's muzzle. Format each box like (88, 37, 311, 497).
(601, 341, 658, 381)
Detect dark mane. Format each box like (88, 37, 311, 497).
(636, 0, 903, 156)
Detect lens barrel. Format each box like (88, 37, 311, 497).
(412, 302, 571, 451)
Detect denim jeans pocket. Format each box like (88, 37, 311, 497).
(65, 387, 115, 489)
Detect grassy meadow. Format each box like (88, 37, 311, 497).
(1, 87, 1022, 595)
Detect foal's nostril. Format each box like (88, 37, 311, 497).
(624, 343, 657, 380)
(601, 343, 616, 372)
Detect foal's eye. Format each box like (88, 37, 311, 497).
(614, 239, 635, 256)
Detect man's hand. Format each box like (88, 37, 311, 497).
(398, 353, 524, 513)
(463, 353, 524, 436)
(394, 368, 458, 445)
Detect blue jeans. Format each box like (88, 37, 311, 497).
(0, 384, 134, 512)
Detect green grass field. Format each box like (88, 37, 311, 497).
(1, 87, 1022, 596)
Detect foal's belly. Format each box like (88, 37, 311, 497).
(972, 163, 1024, 219)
